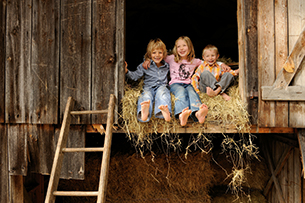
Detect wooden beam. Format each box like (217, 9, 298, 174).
(297, 129, 305, 177)
(263, 146, 293, 196)
(87, 124, 296, 134)
(262, 144, 286, 203)
(262, 86, 305, 101)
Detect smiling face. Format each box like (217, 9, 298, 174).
(151, 48, 164, 67)
(203, 49, 219, 66)
(176, 39, 189, 60)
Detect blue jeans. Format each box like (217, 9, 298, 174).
(137, 85, 171, 122)
(170, 83, 202, 121)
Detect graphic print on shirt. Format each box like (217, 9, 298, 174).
(177, 64, 190, 80)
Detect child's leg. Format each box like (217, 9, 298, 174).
(199, 70, 218, 93)
(170, 83, 190, 118)
(195, 103, 208, 124)
(155, 86, 172, 121)
(217, 72, 234, 101)
(137, 89, 153, 122)
(140, 100, 150, 121)
(179, 107, 192, 126)
(217, 73, 234, 94)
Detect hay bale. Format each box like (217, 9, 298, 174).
(211, 189, 267, 203)
(211, 151, 270, 191)
(58, 152, 214, 203)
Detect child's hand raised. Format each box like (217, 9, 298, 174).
(125, 61, 128, 74)
(142, 60, 150, 70)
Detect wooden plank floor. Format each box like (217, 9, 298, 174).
(87, 124, 296, 134)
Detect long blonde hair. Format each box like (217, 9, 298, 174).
(172, 36, 195, 63)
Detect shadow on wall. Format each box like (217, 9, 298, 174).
(126, 0, 238, 71)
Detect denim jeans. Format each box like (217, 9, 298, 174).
(169, 83, 202, 121)
(137, 85, 171, 122)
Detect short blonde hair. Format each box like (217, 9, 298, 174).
(202, 44, 219, 56)
(144, 38, 167, 60)
(173, 36, 195, 63)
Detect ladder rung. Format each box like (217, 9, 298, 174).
(70, 110, 108, 115)
(53, 191, 99, 196)
(62, 147, 104, 152)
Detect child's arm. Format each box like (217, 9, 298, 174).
(191, 67, 202, 93)
(125, 62, 145, 81)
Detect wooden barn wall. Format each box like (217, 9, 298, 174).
(0, 0, 5, 124)
(4, 0, 125, 125)
(256, 0, 304, 128)
(0, 125, 9, 203)
(262, 135, 302, 203)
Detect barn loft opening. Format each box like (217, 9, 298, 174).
(126, 0, 239, 71)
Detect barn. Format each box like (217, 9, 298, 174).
(1, 0, 305, 202)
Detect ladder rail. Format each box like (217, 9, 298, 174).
(97, 94, 116, 203)
(45, 97, 75, 203)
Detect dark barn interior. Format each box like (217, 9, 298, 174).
(126, 0, 239, 71)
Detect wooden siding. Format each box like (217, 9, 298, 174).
(289, 0, 305, 127)
(0, 0, 5, 124)
(262, 134, 302, 203)
(4, 0, 124, 125)
(239, 0, 305, 128)
(0, 125, 9, 203)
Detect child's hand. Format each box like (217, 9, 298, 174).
(221, 63, 231, 72)
(142, 60, 150, 70)
(125, 61, 128, 74)
(235, 69, 239, 75)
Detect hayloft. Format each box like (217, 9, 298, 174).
(1, 0, 305, 203)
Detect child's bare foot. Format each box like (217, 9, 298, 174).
(206, 87, 217, 97)
(195, 103, 208, 124)
(179, 107, 192, 126)
(221, 93, 231, 101)
(140, 100, 150, 121)
(158, 105, 171, 122)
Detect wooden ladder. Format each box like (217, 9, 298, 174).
(44, 94, 116, 203)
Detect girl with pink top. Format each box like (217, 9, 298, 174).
(166, 36, 208, 126)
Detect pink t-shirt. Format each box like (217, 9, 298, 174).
(165, 55, 202, 85)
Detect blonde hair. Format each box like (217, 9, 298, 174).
(172, 36, 195, 63)
(144, 38, 167, 60)
(202, 44, 219, 56)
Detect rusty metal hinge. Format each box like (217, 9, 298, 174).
(249, 90, 258, 99)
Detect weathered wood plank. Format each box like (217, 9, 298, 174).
(263, 143, 286, 203)
(264, 145, 292, 196)
(55, 125, 85, 180)
(27, 125, 55, 175)
(257, 0, 276, 127)
(0, 0, 5, 123)
(31, 0, 60, 124)
(5, 0, 32, 123)
(114, 0, 126, 124)
(297, 129, 305, 177)
(274, 0, 289, 127)
(60, 0, 91, 124)
(0, 125, 9, 203)
(294, 147, 302, 203)
(289, 0, 305, 128)
(10, 175, 23, 203)
(92, 0, 117, 124)
(8, 124, 28, 176)
(262, 86, 305, 101)
(237, 0, 259, 125)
